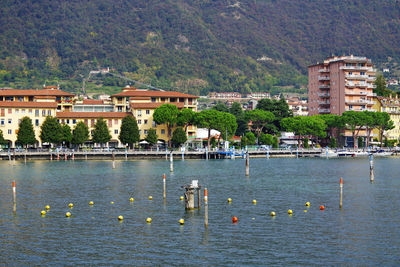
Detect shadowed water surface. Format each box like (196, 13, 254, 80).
(0, 157, 400, 265)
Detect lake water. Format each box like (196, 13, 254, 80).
(1, 157, 400, 265)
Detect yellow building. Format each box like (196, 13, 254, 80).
(373, 96, 400, 142)
(111, 86, 198, 143)
(56, 112, 131, 147)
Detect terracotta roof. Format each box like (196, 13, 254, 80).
(130, 102, 185, 109)
(82, 99, 104, 105)
(0, 89, 75, 97)
(112, 90, 198, 98)
(129, 97, 151, 100)
(56, 112, 132, 118)
(0, 101, 58, 108)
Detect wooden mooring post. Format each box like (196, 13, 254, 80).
(163, 173, 166, 200)
(112, 151, 116, 169)
(182, 180, 201, 210)
(13, 150, 16, 165)
(245, 151, 250, 176)
(339, 177, 343, 209)
(369, 154, 374, 182)
(204, 188, 208, 228)
(170, 152, 173, 172)
(12, 181, 16, 214)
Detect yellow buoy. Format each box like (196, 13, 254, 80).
(179, 219, 184, 225)
(110, 201, 114, 204)
(270, 211, 276, 216)
(180, 196, 184, 201)
(129, 197, 134, 202)
(227, 198, 232, 203)
(305, 202, 310, 207)
(148, 196, 153, 200)
(68, 203, 73, 208)
(66, 212, 71, 217)
(41, 210, 46, 216)
(45, 205, 50, 210)
(252, 200, 257, 205)
(288, 209, 293, 215)
(304, 210, 308, 212)
(89, 201, 94, 205)
(118, 215, 123, 221)
(146, 217, 152, 223)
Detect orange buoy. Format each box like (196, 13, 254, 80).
(320, 205, 325, 210)
(232, 217, 238, 223)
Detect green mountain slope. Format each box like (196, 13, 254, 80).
(0, 0, 399, 95)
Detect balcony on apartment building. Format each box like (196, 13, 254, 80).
(366, 76, 376, 81)
(318, 69, 330, 72)
(345, 99, 375, 105)
(318, 100, 330, 105)
(345, 108, 376, 112)
(345, 82, 368, 88)
(339, 66, 371, 71)
(345, 74, 369, 79)
(317, 92, 330, 97)
(318, 76, 330, 81)
(319, 84, 330, 89)
(318, 108, 330, 113)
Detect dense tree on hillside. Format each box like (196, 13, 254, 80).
(153, 104, 179, 148)
(119, 115, 139, 148)
(374, 74, 392, 97)
(17, 117, 36, 148)
(40, 116, 62, 146)
(92, 117, 112, 147)
(72, 122, 89, 147)
(212, 102, 229, 113)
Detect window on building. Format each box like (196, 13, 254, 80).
(151, 98, 156, 103)
(108, 119, 112, 127)
(114, 119, 118, 125)
(18, 97, 23, 102)
(66, 119, 70, 124)
(42, 110, 46, 116)
(152, 121, 156, 127)
(1, 119, 4, 126)
(15, 109, 19, 114)
(48, 110, 51, 116)
(137, 120, 141, 124)
(29, 109, 32, 114)
(35, 110, 39, 117)
(8, 129, 12, 134)
(144, 130, 148, 135)
(8, 119, 12, 124)
(73, 119, 76, 124)
(21, 109, 25, 114)
(114, 129, 118, 134)
(0, 109, 4, 116)
(84, 119, 88, 125)
(91, 119, 95, 127)
(35, 119, 39, 127)
(8, 109, 12, 114)
(161, 129, 165, 135)
(144, 119, 148, 125)
(139, 130, 141, 135)
(137, 110, 142, 117)
(146, 110, 150, 115)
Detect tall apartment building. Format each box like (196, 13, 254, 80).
(308, 55, 376, 116)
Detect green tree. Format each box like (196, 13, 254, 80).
(0, 129, 7, 145)
(194, 109, 221, 150)
(342, 111, 367, 149)
(319, 114, 344, 144)
(303, 137, 310, 148)
(177, 108, 196, 132)
(229, 102, 248, 136)
(358, 137, 364, 148)
(257, 97, 292, 133)
(60, 124, 72, 147)
(272, 136, 279, 148)
(375, 112, 395, 148)
(241, 132, 256, 147)
(153, 104, 179, 148)
(92, 117, 112, 147)
(215, 112, 238, 146)
(171, 127, 187, 147)
(118, 115, 140, 148)
(213, 102, 229, 113)
(40, 116, 62, 146)
(17, 116, 36, 148)
(374, 74, 391, 96)
(145, 128, 158, 146)
(119, 115, 139, 148)
(245, 109, 275, 138)
(329, 137, 337, 148)
(72, 121, 89, 147)
(258, 133, 273, 145)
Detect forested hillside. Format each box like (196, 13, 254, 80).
(0, 0, 399, 95)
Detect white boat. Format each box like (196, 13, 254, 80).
(372, 150, 393, 157)
(337, 150, 369, 157)
(318, 148, 338, 158)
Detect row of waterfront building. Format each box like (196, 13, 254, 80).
(0, 86, 198, 148)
